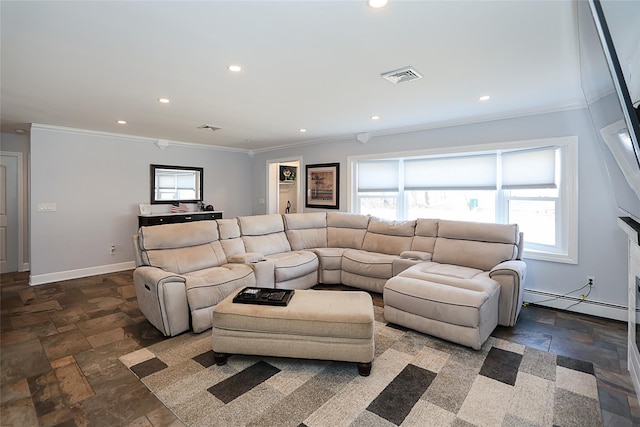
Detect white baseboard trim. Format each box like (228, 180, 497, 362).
(20, 262, 30, 272)
(523, 288, 628, 322)
(29, 261, 136, 286)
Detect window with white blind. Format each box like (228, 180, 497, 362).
(350, 137, 577, 263)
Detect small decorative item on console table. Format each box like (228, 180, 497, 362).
(138, 211, 223, 227)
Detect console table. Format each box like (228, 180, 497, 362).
(138, 211, 223, 227)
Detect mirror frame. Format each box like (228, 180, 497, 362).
(150, 164, 204, 205)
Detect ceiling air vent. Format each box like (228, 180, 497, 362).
(197, 124, 221, 131)
(381, 66, 423, 84)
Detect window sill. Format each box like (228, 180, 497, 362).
(523, 249, 577, 264)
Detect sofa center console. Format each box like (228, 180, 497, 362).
(138, 211, 223, 227)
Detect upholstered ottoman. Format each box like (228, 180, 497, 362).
(211, 289, 375, 375)
(383, 275, 500, 350)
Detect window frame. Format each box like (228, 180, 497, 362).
(348, 137, 578, 264)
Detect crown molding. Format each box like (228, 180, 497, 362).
(29, 123, 251, 154)
(250, 100, 587, 153)
(30, 100, 588, 155)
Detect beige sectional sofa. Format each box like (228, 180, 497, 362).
(132, 211, 526, 349)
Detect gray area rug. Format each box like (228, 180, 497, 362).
(120, 307, 602, 427)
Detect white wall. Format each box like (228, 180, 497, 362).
(29, 125, 253, 284)
(251, 108, 630, 320)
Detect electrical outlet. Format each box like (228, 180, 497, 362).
(587, 276, 595, 286)
(110, 245, 116, 255)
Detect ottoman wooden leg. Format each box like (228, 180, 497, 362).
(357, 362, 372, 376)
(213, 351, 229, 366)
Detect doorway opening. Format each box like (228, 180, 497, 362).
(0, 152, 25, 273)
(267, 157, 302, 215)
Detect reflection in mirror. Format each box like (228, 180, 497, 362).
(150, 164, 203, 204)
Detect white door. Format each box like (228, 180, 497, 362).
(0, 154, 19, 273)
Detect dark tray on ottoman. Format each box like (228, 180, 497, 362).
(232, 287, 294, 306)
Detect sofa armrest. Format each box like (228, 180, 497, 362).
(132, 234, 143, 267)
(135, 265, 186, 285)
(247, 259, 276, 288)
(400, 251, 432, 261)
(490, 260, 526, 278)
(227, 252, 266, 263)
(489, 260, 527, 327)
(133, 267, 189, 336)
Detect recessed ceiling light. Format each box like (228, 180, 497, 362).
(371, 115, 380, 120)
(117, 120, 127, 125)
(158, 98, 170, 104)
(299, 128, 307, 133)
(228, 65, 242, 72)
(478, 95, 491, 101)
(367, 0, 388, 9)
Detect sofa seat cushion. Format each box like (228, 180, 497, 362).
(265, 251, 319, 283)
(311, 247, 347, 270)
(384, 276, 499, 329)
(185, 264, 256, 312)
(342, 250, 398, 279)
(399, 262, 486, 281)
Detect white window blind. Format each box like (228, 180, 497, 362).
(157, 175, 174, 189)
(502, 147, 557, 189)
(357, 160, 399, 192)
(177, 174, 195, 189)
(404, 154, 497, 190)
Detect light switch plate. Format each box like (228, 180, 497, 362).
(37, 203, 57, 212)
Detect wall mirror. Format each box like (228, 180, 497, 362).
(150, 164, 203, 204)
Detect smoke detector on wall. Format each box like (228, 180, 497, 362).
(197, 124, 221, 131)
(381, 66, 423, 84)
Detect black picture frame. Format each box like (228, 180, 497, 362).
(305, 163, 340, 209)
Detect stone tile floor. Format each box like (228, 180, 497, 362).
(1, 271, 639, 426)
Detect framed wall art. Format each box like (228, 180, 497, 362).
(305, 163, 340, 209)
(279, 165, 297, 182)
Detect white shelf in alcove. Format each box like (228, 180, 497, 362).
(279, 181, 296, 185)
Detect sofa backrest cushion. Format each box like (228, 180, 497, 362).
(140, 221, 218, 249)
(138, 221, 228, 274)
(411, 218, 439, 253)
(238, 214, 291, 256)
(362, 218, 416, 255)
(217, 218, 246, 257)
(326, 212, 370, 249)
(284, 212, 328, 250)
(432, 220, 519, 271)
(217, 218, 241, 240)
